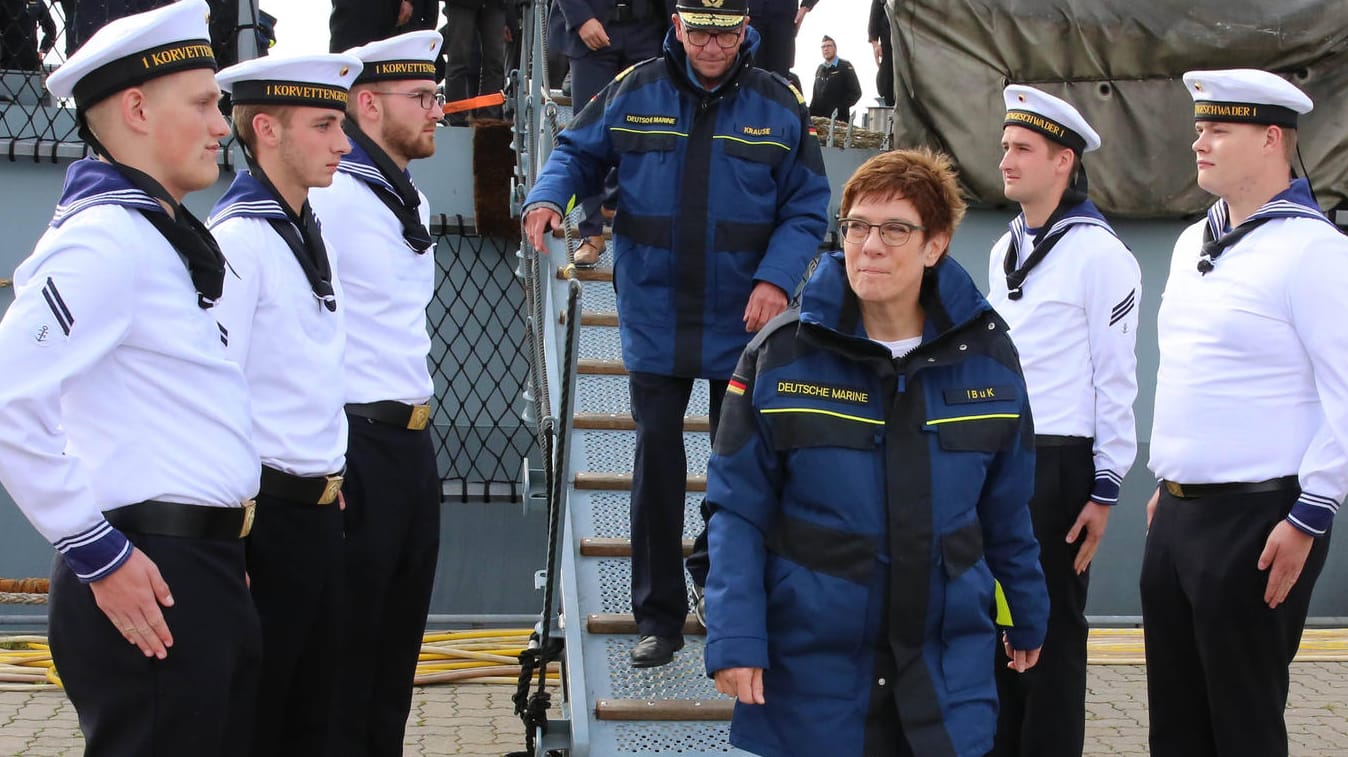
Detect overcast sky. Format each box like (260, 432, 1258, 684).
(260, 0, 882, 115)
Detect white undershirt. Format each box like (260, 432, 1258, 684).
(874, 335, 922, 359)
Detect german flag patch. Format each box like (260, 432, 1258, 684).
(727, 378, 747, 396)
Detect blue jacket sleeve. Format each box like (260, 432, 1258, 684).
(522, 78, 619, 216)
(754, 98, 829, 297)
(703, 345, 782, 676)
(979, 392, 1049, 651)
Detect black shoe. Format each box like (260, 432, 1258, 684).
(630, 635, 684, 668)
(690, 584, 706, 630)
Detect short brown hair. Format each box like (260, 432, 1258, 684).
(1281, 126, 1298, 163)
(840, 148, 967, 241)
(231, 103, 293, 149)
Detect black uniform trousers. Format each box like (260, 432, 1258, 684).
(443, 3, 508, 124)
(247, 492, 346, 757)
(333, 416, 441, 757)
(1140, 487, 1331, 757)
(629, 371, 726, 637)
(48, 531, 261, 757)
(991, 437, 1093, 757)
(747, 12, 796, 77)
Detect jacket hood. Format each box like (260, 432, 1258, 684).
(799, 250, 994, 345)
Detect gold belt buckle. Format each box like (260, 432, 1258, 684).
(239, 499, 256, 538)
(1163, 480, 1185, 498)
(319, 475, 344, 505)
(407, 404, 431, 431)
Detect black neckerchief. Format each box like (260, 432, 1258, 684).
(341, 119, 432, 253)
(77, 120, 226, 309)
(1198, 219, 1273, 275)
(1002, 187, 1088, 301)
(243, 152, 337, 311)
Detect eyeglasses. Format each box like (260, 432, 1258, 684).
(372, 89, 446, 111)
(838, 219, 925, 247)
(685, 28, 743, 49)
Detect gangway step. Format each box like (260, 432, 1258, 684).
(587, 613, 706, 636)
(566, 311, 618, 327)
(596, 699, 733, 721)
(557, 266, 614, 282)
(575, 472, 707, 491)
(580, 536, 695, 557)
(575, 412, 710, 432)
(579, 358, 627, 375)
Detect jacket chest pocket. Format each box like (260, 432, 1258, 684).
(611, 129, 678, 155)
(923, 412, 1019, 452)
(718, 134, 789, 171)
(764, 405, 883, 451)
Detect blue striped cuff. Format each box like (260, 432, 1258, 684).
(1287, 492, 1339, 537)
(1091, 470, 1122, 505)
(54, 521, 132, 583)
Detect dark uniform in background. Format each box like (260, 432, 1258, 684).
(868, 0, 893, 106)
(443, 0, 507, 122)
(808, 35, 860, 121)
(0, 3, 261, 755)
(746, 0, 818, 77)
(0, 0, 56, 70)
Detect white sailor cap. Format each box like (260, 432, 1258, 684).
(47, 0, 216, 107)
(1183, 69, 1312, 128)
(346, 30, 442, 84)
(217, 54, 363, 111)
(1002, 84, 1101, 153)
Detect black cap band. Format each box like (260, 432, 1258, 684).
(1193, 101, 1298, 128)
(230, 80, 350, 110)
(72, 39, 216, 108)
(1003, 109, 1087, 154)
(354, 59, 436, 84)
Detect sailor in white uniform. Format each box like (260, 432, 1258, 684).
(0, 2, 261, 755)
(306, 30, 445, 756)
(1143, 68, 1347, 757)
(986, 85, 1140, 757)
(209, 52, 362, 757)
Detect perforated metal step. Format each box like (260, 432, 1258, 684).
(576, 375, 712, 416)
(572, 428, 712, 478)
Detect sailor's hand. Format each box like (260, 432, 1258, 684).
(397, 0, 413, 27)
(1258, 520, 1315, 609)
(794, 5, 810, 29)
(714, 666, 765, 704)
(743, 282, 787, 333)
(524, 207, 562, 252)
(578, 18, 610, 50)
(1067, 499, 1111, 575)
(90, 548, 174, 659)
(1145, 485, 1160, 530)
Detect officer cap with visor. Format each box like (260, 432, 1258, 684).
(675, 0, 749, 30)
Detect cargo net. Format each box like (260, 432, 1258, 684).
(429, 224, 537, 503)
(0, 1, 80, 146)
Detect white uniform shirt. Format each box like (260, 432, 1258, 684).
(1149, 208, 1348, 535)
(988, 219, 1141, 504)
(0, 171, 258, 582)
(210, 193, 347, 477)
(308, 169, 434, 405)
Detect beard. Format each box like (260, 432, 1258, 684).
(381, 115, 436, 162)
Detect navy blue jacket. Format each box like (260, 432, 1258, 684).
(703, 252, 1049, 756)
(526, 27, 830, 379)
(551, 0, 670, 59)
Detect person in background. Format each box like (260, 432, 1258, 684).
(746, 0, 817, 78)
(0, 0, 57, 70)
(329, 0, 439, 55)
(868, 0, 893, 107)
(442, 0, 506, 123)
(705, 148, 1049, 757)
(808, 33, 860, 122)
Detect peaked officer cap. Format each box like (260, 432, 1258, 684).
(676, 0, 748, 30)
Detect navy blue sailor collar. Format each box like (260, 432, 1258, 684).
(1205, 177, 1333, 236)
(1008, 197, 1115, 243)
(51, 158, 165, 228)
(337, 136, 414, 199)
(206, 170, 287, 227)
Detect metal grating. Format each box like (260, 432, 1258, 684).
(576, 430, 712, 476)
(597, 558, 696, 615)
(610, 723, 739, 753)
(581, 278, 617, 312)
(576, 375, 712, 416)
(602, 636, 720, 700)
(579, 322, 623, 360)
(586, 491, 704, 540)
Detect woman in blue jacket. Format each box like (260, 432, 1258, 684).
(704, 149, 1050, 757)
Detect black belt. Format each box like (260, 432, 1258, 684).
(608, 2, 646, 23)
(260, 465, 343, 506)
(104, 500, 255, 540)
(345, 400, 431, 431)
(1162, 476, 1299, 499)
(1035, 434, 1092, 449)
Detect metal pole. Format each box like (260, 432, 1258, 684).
(235, 0, 261, 62)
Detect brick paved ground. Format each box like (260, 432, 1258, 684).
(1, 664, 1346, 755)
